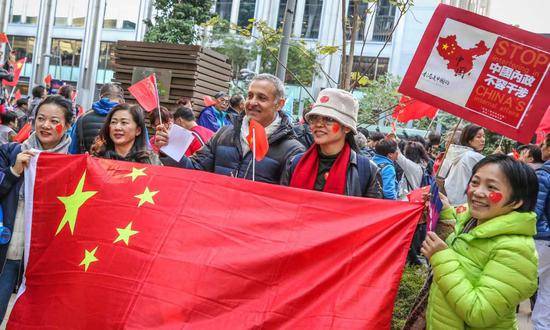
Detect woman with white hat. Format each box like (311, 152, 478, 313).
(281, 88, 381, 198)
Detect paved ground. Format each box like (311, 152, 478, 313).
(1, 295, 534, 329)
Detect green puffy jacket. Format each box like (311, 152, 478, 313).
(426, 205, 538, 329)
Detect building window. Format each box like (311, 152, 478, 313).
(103, 0, 140, 30)
(50, 39, 83, 82)
(215, 0, 233, 22)
(7, 35, 35, 80)
(347, 1, 370, 41)
(54, 0, 89, 27)
(237, 0, 256, 28)
(372, 0, 396, 42)
(97, 42, 115, 84)
(301, 0, 323, 39)
(352, 56, 389, 83)
(9, 0, 39, 25)
(276, 0, 288, 29)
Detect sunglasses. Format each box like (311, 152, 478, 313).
(307, 115, 338, 126)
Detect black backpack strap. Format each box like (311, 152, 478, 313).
(357, 154, 372, 196)
(77, 114, 86, 154)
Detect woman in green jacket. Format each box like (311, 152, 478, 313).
(422, 154, 539, 329)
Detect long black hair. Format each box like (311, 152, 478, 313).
(404, 141, 430, 164)
(470, 154, 538, 212)
(91, 104, 152, 163)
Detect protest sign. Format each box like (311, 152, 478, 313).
(399, 4, 550, 143)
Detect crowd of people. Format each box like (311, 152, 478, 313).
(0, 71, 548, 329)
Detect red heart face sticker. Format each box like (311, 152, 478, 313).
(331, 122, 341, 133)
(55, 124, 63, 135)
(320, 96, 329, 103)
(489, 192, 503, 204)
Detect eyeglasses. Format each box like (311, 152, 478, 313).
(307, 115, 337, 126)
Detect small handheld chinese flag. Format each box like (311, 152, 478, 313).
(13, 122, 31, 143)
(0, 33, 8, 44)
(2, 57, 26, 87)
(14, 89, 22, 101)
(44, 74, 52, 85)
(203, 95, 217, 107)
(246, 119, 268, 161)
(128, 74, 159, 112)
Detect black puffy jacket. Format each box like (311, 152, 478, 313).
(172, 112, 305, 184)
(73, 110, 107, 154)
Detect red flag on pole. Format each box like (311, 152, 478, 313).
(246, 119, 269, 161)
(14, 89, 22, 101)
(128, 74, 159, 112)
(8, 154, 423, 329)
(0, 33, 8, 44)
(535, 107, 550, 144)
(44, 73, 52, 86)
(2, 57, 26, 87)
(13, 122, 31, 143)
(393, 95, 438, 123)
(203, 95, 217, 107)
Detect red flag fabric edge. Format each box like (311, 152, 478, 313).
(128, 74, 159, 112)
(9, 154, 424, 329)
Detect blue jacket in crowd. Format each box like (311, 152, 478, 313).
(197, 106, 231, 133)
(0, 143, 24, 273)
(535, 161, 550, 240)
(372, 154, 397, 200)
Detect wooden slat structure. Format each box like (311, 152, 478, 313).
(113, 41, 232, 115)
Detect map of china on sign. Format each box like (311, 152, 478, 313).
(437, 35, 490, 77)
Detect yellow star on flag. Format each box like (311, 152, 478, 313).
(16, 62, 23, 69)
(135, 187, 158, 207)
(442, 43, 448, 50)
(114, 222, 139, 245)
(125, 167, 147, 182)
(56, 171, 97, 235)
(79, 246, 99, 272)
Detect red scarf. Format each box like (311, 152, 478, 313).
(290, 143, 351, 195)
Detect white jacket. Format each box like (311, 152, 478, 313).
(396, 153, 424, 200)
(441, 145, 484, 205)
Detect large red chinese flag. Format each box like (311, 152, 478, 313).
(128, 74, 159, 112)
(393, 95, 438, 123)
(2, 58, 26, 87)
(8, 154, 423, 329)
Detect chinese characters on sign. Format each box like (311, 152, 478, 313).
(466, 37, 547, 127)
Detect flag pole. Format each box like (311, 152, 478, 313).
(497, 136, 505, 150)
(252, 127, 256, 182)
(436, 119, 462, 178)
(7, 87, 16, 107)
(153, 74, 162, 125)
(424, 110, 439, 138)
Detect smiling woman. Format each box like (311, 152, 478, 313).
(91, 104, 160, 165)
(0, 95, 74, 320)
(422, 154, 539, 329)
